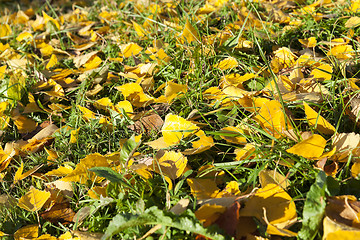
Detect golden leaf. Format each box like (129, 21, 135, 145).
(310, 63, 332, 81)
(214, 57, 238, 70)
(13, 115, 38, 134)
(234, 143, 256, 161)
(88, 186, 107, 199)
(254, 100, 293, 138)
(286, 134, 326, 159)
(153, 151, 188, 180)
(61, 153, 110, 184)
(46, 54, 58, 70)
(195, 204, 226, 227)
(220, 126, 247, 145)
(0, 24, 12, 38)
(18, 187, 51, 212)
(162, 113, 199, 146)
(259, 169, 289, 189)
(238, 184, 297, 226)
(187, 178, 220, 200)
(16, 31, 33, 43)
(181, 19, 200, 44)
(14, 225, 38, 240)
(70, 128, 80, 144)
(298, 37, 317, 48)
(303, 102, 335, 135)
(345, 17, 360, 28)
(77, 105, 96, 121)
(119, 43, 143, 58)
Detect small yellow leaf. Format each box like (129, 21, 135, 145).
(214, 57, 238, 70)
(238, 184, 297, 226)
(14, 225, 38, 240)
(42, 11, 60, 30)
(88, 186, 107, 199)
(40, 44, 54, 57)
(259, 169, 289, 189)
(266, 223, 297, 237)
(164, 81, 188, 103)
(0, 24, 12, 38)
(286, 134, 326, 159)
(162, 113, 199, 146)
(298, 37, 317, 48)
(45, 165, 73, 177)
(70, 128, 80, 144)
(84, 55, 102, 70)
(234, 143, 256, 161)
(345, 17, 360, 28)
(154, 151, 188, 180)
(16, 31, 33, 43)
(18, 187, 51, 212)
(187, 178, 220, 200)
(220, 126, 247, 145)
(94, 97, 113, 111)
(132, 21, 147, 37)
(254, 100, 293, 138)
(14, 162, 24, 184)
(303, 102, 335, 135)
(0, 65, 6, 80)
(61, 153, 110, 184)
(195, 204, 226, 227)
(13, 115, 38, 134)
(181, 19, 200, 44)
(46, 54, 58, 70)
(119, 43, 143, 58)
(310, 63, 333, 81)
(327, 45, 354, 60)
(77, 105, 96, 121)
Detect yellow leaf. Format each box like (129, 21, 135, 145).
(13, 115, 38, 133)
(181, 19, 200, 44)
(40, 44, 54, 57)
(183, 130, 214, 155)
(14, 161, 24, 184)
(36, 234, 58, 240)
(254, 100, 293, 138)
(286, 134, 326, 158)
(44, 147, 58, 163)
(116, 83, 154, 107)
(187, 178, 220, 200)
(266, 223, 297, 237)
(162, 113, 199, 146)
(298, 37, 317, 48)
(46, 54, 58, 70)
(114, 100, 134, 117)
(45, 165, 73, 177)
(23, 93, 42, 114)
(271, 47, 297, 72)
(16, 31, 33, 43)
(195, 204, 226, 227)
(351, 161, 360, 178)
(327, 45, 354, 60)
(345, 17, 360, 28)
(221, 73, 255, 88)
(61, 153, 110, 184)
(332, 133, 360, 161)
(310, 63, 332, 81)
(0, 24, 12, 38)
(214, 57, 238, 70)
(84, 55, 102, 70)
(220, 126, 247, 145)
(18, 187, 51, 212)
(326, 229, 360, 239)
(154, 151, 188, 180)
(0, 65, 6, 80)
(119, 43, 143, 58)
(42, 11, 60, 30)
(303, 102, 335, 135)
(132, 21, 147, 37)
(70, 128, 80, 144)
(259, 169, 289, 189)
(77, 105, 96, 121)
(58, 231, 80, 240)
(163, 81, 188, 103)
(218, 181, 241, 197)
(234, 143, 256, 161)
(14, 225, 38, 240)
(94, 97, 113, 111)
(238, 184, 297, 226)
(88, 186, 107, 199)
(8, 69, 26, 102)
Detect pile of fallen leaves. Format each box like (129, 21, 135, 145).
(2, 0, 360, 239)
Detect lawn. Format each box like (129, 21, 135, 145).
(1, 0, 360, 239)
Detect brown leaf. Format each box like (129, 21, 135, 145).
(40, 202, 75, 224)
(214, 201, 240, 237)
(128, 113, 163, 134)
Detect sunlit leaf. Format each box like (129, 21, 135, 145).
(119, 43, 143, 58)
(214, 57, 238, 70)
(14, 225, 38, 240)
(286, 134, 326, 159)
(18, 186, 51, 212)
(0, 24, 12, 38)
(187, 178, 220, 200)
(46, 54, 58, 70)
(153, 151, 188, 180)
(180, 19, 200, 44)
(303, 102, 335, 135)
(195, 204, 226, 227)
(162, 113, 199, 146)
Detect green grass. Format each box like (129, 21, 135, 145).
(1, 0, 360, 239)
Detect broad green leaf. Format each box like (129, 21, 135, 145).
(298, 171, 327, 240)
